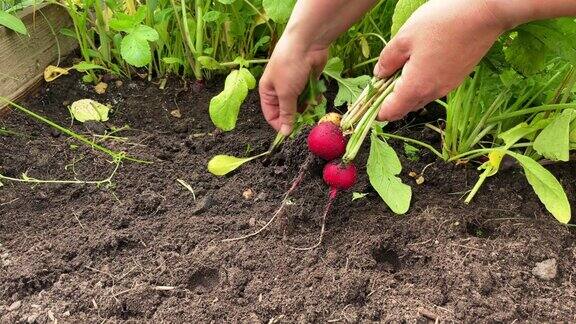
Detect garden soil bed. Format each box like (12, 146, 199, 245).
(2, 72, 576, 323)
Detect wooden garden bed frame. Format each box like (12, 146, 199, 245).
(0, 3, 77, 114)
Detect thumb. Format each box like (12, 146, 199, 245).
(374, 37, 410, 78)
(278, 94, 297, 136)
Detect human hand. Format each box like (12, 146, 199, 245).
(259, 35, 328, 136)
(374, 0, 508, 121)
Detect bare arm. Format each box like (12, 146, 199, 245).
(490, 0, 576, 29)
(259, 0, 376, 135)
(375, 0, 576, 121)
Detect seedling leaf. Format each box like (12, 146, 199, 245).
(209, 69, 255, 131)
(508, 151, 571, 223)
(208, 154, 260, 176)
(72, 62, 106, 72)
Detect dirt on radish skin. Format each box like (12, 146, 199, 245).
(307, 122, 346, 160)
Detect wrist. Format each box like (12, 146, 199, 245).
(280, 25, 330, 54)
(484, 0, 529, 30)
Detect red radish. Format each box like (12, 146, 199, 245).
(307, 122, 346, 160)
(323, 160, 357, 192)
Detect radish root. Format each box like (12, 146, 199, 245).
(287, 188, 338, 251)
(222, 153, 314, 243)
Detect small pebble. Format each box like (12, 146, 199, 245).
(94, 82, 108, 94)
(243, 188, 254, 200)
(248, 217, 256, 227)
(192, 195, 213, 214)
(8, 300, 21, 311)
(532, 258, 557, 280)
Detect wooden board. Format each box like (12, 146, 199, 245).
(0, 4, 77, 111)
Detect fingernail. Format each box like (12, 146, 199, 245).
(280, 124, 292, 136)
(373, 64, 380, 76)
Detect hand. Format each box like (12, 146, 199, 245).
(259, 35, 328, 136)
(374, 0, 508, 121)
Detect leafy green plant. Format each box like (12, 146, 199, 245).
(434, 17, 576, 223)
(109, 7, 159, 68)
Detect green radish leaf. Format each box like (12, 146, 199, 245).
(121, 33, 152, 67)
(203, 10, 221, 22)
(504, 30, 546, 75)
(498, 121, 548, 148)
(218, 0, 236, 4)
(515, 19, 576, 66)
(198, 56, 221, 69)
(367, 132, 412, 214)
(323, 57, 371, 106)
(209, 70, 250, 131)
(72, 62, 106, 72)
(0, 10, 27, 35)
(239, 68, 256, 89)
(533, 109, 575, 162)
(131, 24, 159, 41)
(69, 99, 110, 123)
(208, 155, 257, 176)
(508, 151, 571, 223)
(109, 14, 136, 32)
(391, 0, 427, 36)
(262, 0, 296, 23)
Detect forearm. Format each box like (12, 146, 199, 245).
(283, 0, 378, 50)
(487, 0, 576, 29)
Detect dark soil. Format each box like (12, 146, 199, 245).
(2, 71, 576, 323)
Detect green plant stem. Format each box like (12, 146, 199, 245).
(343, 77, 397, 163)
(0, 97, 150, 164)
(0, 161, 121, 186)
(379, 133, 443, 159)
(464, 167, 491, 204)
(487, 103, 576, 123)
(220, 59, 269, 67)
(446, 143, 533, 162)
(194, 0, 204, 80)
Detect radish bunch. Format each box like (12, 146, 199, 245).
(223, 74, 398, 249)
(306, 117, 357, 198)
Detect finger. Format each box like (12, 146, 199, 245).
(278, 93, 298, 136)
(374, 36, 411, 78)
(259, 81, 282, 131)
(378, 64, 437, 121)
